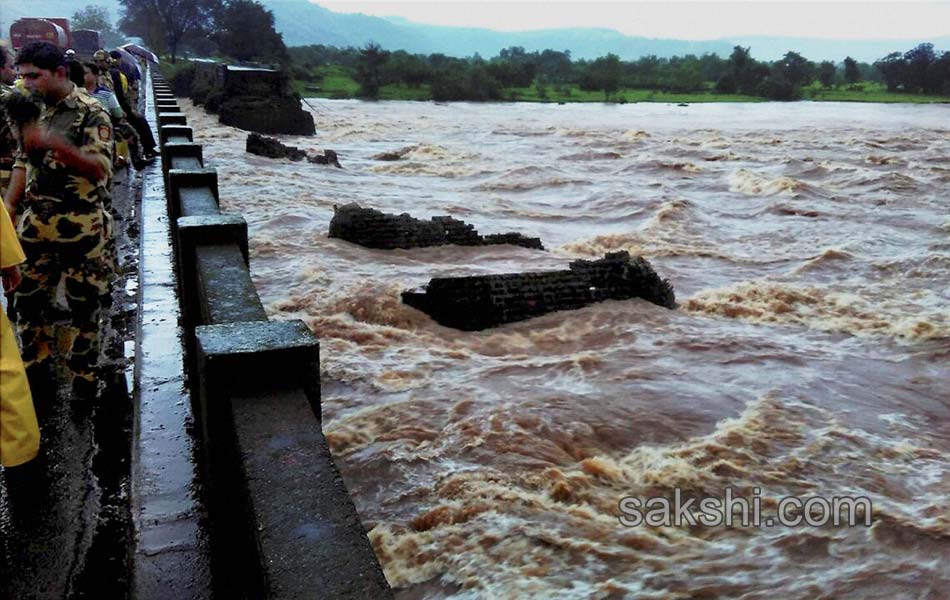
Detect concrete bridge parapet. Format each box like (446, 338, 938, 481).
(131, 70, 391, 598)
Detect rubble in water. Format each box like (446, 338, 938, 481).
(402, 251, 675, 330)
(328, 203, 544, 250)
(246, 133, 341, 167)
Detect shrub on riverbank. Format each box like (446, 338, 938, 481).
(289, 42, 950, 104)
(293, 72, 950, 103)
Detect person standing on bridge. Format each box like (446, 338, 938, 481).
(0, 44, 19, 199)
(0, 199, 40, 468)
(96, 49, 156, 161)
(8, 42, 113, 401)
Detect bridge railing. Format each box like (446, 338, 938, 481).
(133, 70, 391, 599)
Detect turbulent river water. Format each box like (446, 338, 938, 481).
(181, 98, 950, 599)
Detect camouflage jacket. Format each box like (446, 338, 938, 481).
(15, 84, 113, 258)
(0, 84, 16, 169)
(97, 73, 115, 93)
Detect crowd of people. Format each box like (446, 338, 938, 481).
(0, 40, 155, 474)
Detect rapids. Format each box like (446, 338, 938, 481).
(181, 98, 950, 598)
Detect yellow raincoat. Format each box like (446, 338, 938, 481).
(1, 198, 40, 467)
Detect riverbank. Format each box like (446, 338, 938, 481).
(293, 70, 950, 103)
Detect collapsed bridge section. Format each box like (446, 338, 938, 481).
(328, 203, 544, 250)
(402, 251, 676, 330)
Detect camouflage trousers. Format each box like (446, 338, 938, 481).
(13, 205, 112, 385)
(13, 249, 110, 384)
(101, 209, 119, 291)
(116, 119, 144, 164)
(0, 167, 10, 200)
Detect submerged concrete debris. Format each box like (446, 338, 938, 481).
(247, 132, 306, 160)
(246, 133, 341, 167)
(402, 251, 675, 330)
(328, 203, 544, 250)
(188, 63, 315, 134)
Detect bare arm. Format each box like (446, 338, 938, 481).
(3, 165, 25, 218)
(22, 124, 107, 182)
(2, 265, 21, 293)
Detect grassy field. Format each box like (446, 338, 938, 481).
(295, 68, 950, 103)
(506, 85, 764, 103)
(801, 81, 950, 102)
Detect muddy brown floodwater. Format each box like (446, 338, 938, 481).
(182, 98, 950, 599)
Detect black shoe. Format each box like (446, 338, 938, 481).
(2, 453, 45, 487)
(72, 377, 100, 402)
(3, 453, 51, 524)
(25, 362, 54, 398)
(24, 363, 55, 423)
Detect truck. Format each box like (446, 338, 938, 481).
(10, 18, 71, 50)
(71, 29, 102, 59)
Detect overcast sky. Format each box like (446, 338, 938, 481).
(317, 1, 950, 40)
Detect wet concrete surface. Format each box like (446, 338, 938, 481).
(0, 164, 140, 599)
(131, 73, 212, 599)
(131, 159, 211, 599)
(230, 388, 392, 599)
(0, 71, 214, 600)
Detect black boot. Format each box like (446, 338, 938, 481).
(24, 362, 54, 420)
(71, 376, 100, 403)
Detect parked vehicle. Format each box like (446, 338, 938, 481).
(71, 29, 102, 59)
(10, 17, 71, 50)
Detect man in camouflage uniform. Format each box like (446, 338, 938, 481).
(100, 50, 156, 159)
(1, 44, 17, 197)
(9, 42, 113, 399)
(67, 60, 122, 306)
(92, 50, 115, 93)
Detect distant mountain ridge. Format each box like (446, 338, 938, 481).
(2, 0, 946, 63)
(264, 0, 948, 62)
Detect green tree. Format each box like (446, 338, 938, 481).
(212, 0, 287, 63)
(729, 45, 751, 69)
(727, 46, 768, 95)
(289, 45, 361, 70)
(423, 55, 504, 101)
(386, 51, 430, 88)
(119, 0, 220, 62)
(71, 5, 125, 48)
(625, 55, 662, 89)
(757, 76, 801, 100)
(465, 64, 502, 100)
(494, 46, 537, 87)
(775, 51, 814, 87)
(874, 51, 907, 91)
(668, 60, 704, 92)
(536, 49, 572, 83)
(486, 61, 519, 87)
(715, 73, 737, 94)
(586, 53, 622, 100)
(931, 51, 950, 95)
(430, 71, 464, 101)
(355, 42, 389, 98)
(818, 60, 836, 88)
(902, 43, 936, 93)
(843, 56, 861, 87)
(698, 52, 729, 83)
